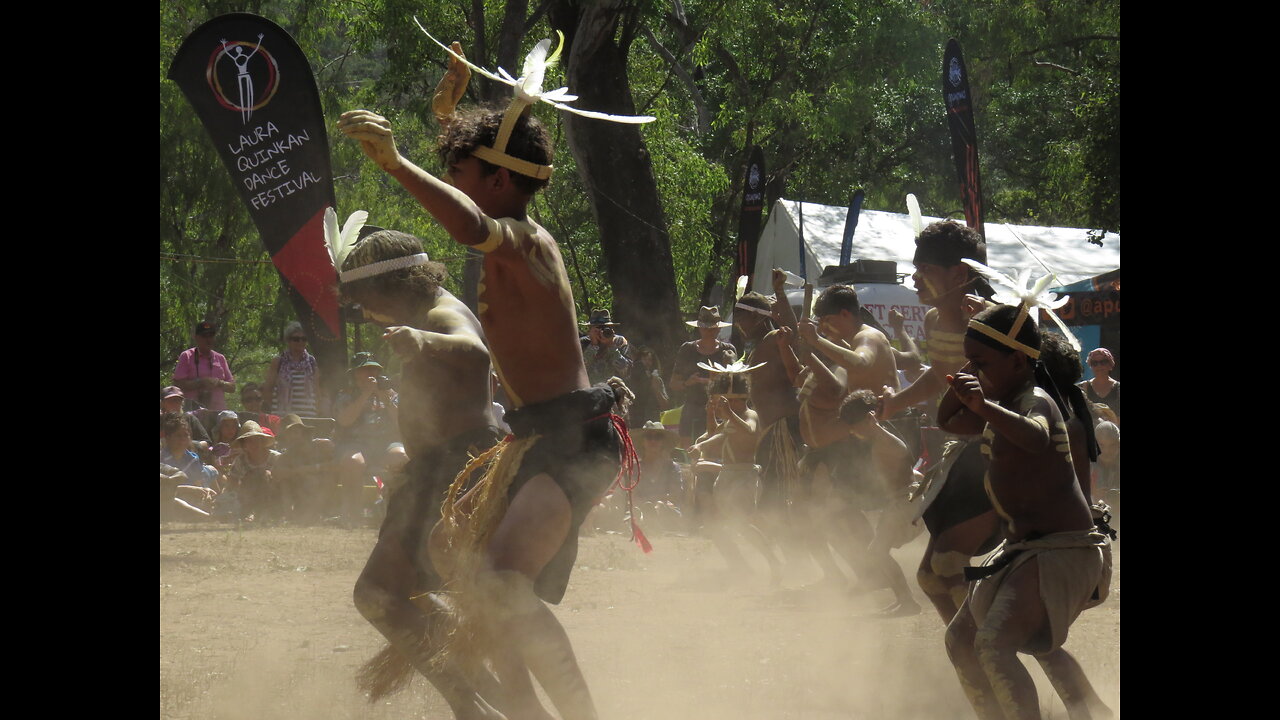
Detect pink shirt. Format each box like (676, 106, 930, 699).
(174, 347, 235, 411)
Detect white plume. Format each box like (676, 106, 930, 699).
(325, 207, 368, 272)
(961, 259, 1079, 351)
(414, 18, 655, 124)
(906, 194, 923, 236)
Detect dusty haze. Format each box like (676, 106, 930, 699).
(160, 520, 1119, 719)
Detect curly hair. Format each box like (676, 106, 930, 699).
(339, 229, 448, 309)
(813, 284, 860, 318)
(436, 107, 554, 195)
(838, 389, 879, 424)
(915, 220, 993, 298)
(1038, 331, 1082, 386)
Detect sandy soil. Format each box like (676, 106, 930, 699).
(160, 517, 1119, 719)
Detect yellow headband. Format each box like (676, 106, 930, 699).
(966, 303, 1041, 360)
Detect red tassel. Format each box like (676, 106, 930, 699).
(593, 412, 652, 553)
(631, 514, 653, 553)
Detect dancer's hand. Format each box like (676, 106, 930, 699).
(383, 325, 426, 357)
(432, 42, 471, 125)
(797, 318, 819, 345)
(946, 372, 986, 413)
(338, 110, 403, 172)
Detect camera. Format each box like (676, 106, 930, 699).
(602, 327, 615, 338)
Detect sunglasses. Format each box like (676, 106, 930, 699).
(289, 336, 308, 342)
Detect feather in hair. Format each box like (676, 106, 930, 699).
(325, 207, 368, 271)
(961, 259, 1079, 351)
(906, 194, 923, 237)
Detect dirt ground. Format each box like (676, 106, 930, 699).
(160, 514, 1119, 719)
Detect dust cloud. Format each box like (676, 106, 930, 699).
(160, 522, 1119, 719)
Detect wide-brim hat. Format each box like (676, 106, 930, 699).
(635, 420, 681, 446)
(686, 306, 732, 328)
(580, 309, 620, 327)
(349, 351, 384, 372)
(281, 414, 312, 433)
(233, 420, 276, 446)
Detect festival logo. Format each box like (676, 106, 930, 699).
(949, 57, 962, 87)
(748, 164, 761, 190)
(206, 34, 280, 124)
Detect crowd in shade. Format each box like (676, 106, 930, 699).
(162, 286, 1120, 539)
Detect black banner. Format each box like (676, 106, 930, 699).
(839, 188, 865, 266)
(168, 13, 345, 386)
(943, 38, 984, 239)
(737, 146, 766, 286)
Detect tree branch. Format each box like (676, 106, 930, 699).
(641, 25, 710, 133)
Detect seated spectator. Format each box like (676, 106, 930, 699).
(334, 353, 401, 525)
(209, 410, 241, 468)
(160, 386, 210, 443)
(225, 420, 281, 523)
(160, 411, 220, 519)
(273, 414, 338, 522)
(237, 382, 282, 433)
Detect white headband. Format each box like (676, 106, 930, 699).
(340, 253, 432, 283)
(734, 302, 773, 318)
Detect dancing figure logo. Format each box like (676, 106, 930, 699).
(206, 34, 280, 124)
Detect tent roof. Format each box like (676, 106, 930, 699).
(752, 199, 1120, 292)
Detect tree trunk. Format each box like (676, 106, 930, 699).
(550, 1, 683, 363)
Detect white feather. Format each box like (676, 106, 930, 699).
(325, 207, 368, 271)
(961, 258, 1080, 348)
(735, 275, 749, 302)
(906, 194, 923, 236)
(414, 17, 655, 125)
(696, 360, 768, 374)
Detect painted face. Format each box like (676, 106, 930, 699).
(962, 336, 1026, 403)
(360, 303, 398, 327)
(818, 310, 858, 341)
(911, 263, 952, 306)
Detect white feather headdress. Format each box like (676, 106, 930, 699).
(325, 207, 367, 273)
(414, 18, 656, 180)
(961, 259, 1079, 353)
(696, 360, 768, 374)
(326, 207, 432, 283)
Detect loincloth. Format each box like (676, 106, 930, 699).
(917, 439, 996, 549)
(968, 530, 1107, 654)
(381, 426, 503, 592)
(442, 387, 621, 605)
(754, 415, 802, 509)
(714, 463, 762, 517)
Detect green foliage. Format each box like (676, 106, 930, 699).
(161, 0, 1118, 382)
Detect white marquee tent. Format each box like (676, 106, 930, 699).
(750, 199, 1121, 294)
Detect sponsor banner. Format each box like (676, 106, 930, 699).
(737, 146, 766, 284)
(839, 189, 865, 266)
(169, 13, 346, 381)
(1054, 290, 1121, 327)
(942, 38, 984, 238)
